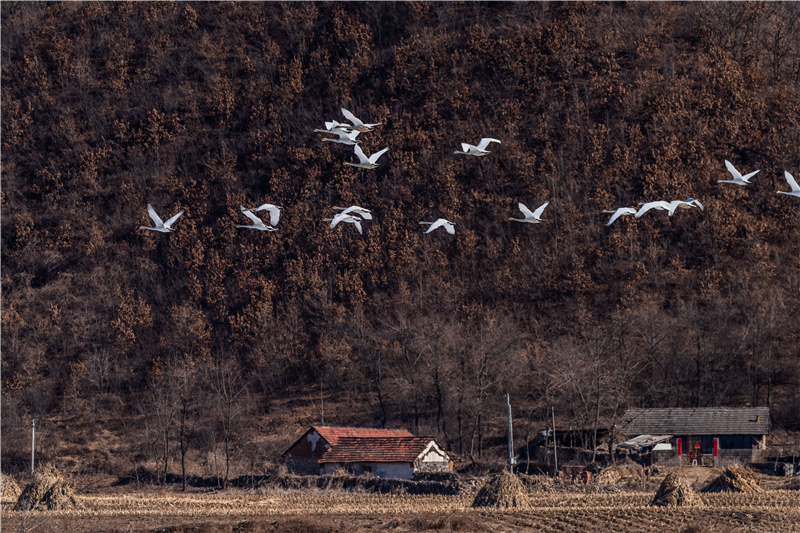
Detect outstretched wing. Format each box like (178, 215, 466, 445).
(147, 204, 164, 227)
(606, 207, 636, 226)
(725, 160, 742, 181)
(785, 171, 800, 192)
(368, 147, 389, 164)
(329, 213, 348, 228)
(477, 138, 501, 151)
(164, 210, 184, 228)
(532, 201, 549, 220)
(353, 144, 370, 164)
(341, 108, 363, 127)
(635, 201, 668, 218)
(241, 208, 264, 226)
(352, 219, 363, 235)
(425, 220, 443, 233)
(691, 199, 704, 210)
(265, 207, 281, 226)
(741, 169, 760, 183)
(518, 203, 535, 219)
(445, 222, 455, 234)
(460, 143, 472, 153)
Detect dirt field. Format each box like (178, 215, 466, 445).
(2, 489, 799, 532)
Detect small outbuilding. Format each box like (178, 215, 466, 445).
(318, 437, 452, 479)
(621, 407, 769, 467)
(283, 426, 413, 475)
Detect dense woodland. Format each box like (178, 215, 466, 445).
(2, 2, 800, 484)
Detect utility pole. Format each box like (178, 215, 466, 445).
(30, 419, 36, 479)
(320, 378, 324, 426)
(551, 407, 558, 477)
(507, 394, 515, 473)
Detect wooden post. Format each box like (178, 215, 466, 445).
(552, 407, 558, 476)
(30, 419, 36, 479)
(507, 394, 514, 473)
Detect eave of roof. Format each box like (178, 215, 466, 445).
(621, 407, 770, 435)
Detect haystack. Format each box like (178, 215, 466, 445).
(595, 462, 645, 484)
(700, 463, 762, 493)
(472, 470, 531, 509)
(1, 474, 22, 500)
(651, 471, 703, 507)
(14, 465, 82, 511)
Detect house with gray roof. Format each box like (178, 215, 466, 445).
(620, 407, 769, 467)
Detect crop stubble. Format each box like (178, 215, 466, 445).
(2, 491, 799, 532)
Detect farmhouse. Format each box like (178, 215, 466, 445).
(318, 437, 452, 479)
(620, 407, 769, 467)
(283, 426, 413, 475)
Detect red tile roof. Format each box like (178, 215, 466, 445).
(313, 427, 413, 446)
(318, 437, 443, 464)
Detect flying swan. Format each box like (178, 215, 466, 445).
(140, 204, 184, 233)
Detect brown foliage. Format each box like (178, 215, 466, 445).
(1, 2, 799, 472)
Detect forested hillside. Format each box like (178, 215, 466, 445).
(2, 2, 799, 479)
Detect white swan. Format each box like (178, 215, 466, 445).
(777, 171, 800, 197)
(323, 213, 363, 234)
(243, 204, 283, 226)
(635, 201, 673, 218)
(669, 198, 704, 213)
(454, 138, 501, 156)
(341, 108, 381, 132)
(719, 160, 760, 186)
(237, 206, 277, 231)
(602, 207, 637, 226)
(509, 201, 548, 223)
(332, 206, 373, 220)
(420, 219, 455, 234)
(140, 204, 184, 232)
(344, 145, 389, 169)
(318, 129, 361, 145)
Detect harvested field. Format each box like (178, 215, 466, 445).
(1, 488, 799, 532)
(701, 463, 763, 493)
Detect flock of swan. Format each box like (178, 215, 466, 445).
(140, 108, 800, 235)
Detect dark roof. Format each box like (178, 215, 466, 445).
(283, 426, 413, 457)
(621, 408, 770, 436)
(318, 437, 445, 464)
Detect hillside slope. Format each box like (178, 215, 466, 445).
(2, 2, 799, 476)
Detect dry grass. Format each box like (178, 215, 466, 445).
(701, 463, 762, 493)
(1, 486, 799, 533)
(1, 474, 22, 500)
(472, 470, 531, 510)
(651, 471, 703, 507)
(14, 464, 82, 511)
(595, 462, 645, 485)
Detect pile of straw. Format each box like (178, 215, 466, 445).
(472, 470, 531, 509)
(700, 463, 762, 493)
(595, 462, 644, 484)
(651, 471, 703, 507)
(14, 465, 82, 511)
(1, 474, 22, 500)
